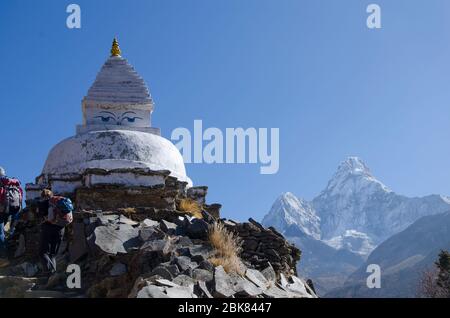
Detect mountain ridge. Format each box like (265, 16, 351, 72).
(261, 157, 450, 296)
(263, 157, 450, 253)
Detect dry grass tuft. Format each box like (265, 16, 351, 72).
(122, 207, 136, 214)
(120, 207, 137, 218)
(208, 222, 244, 275)
(178, 198, 203, 219)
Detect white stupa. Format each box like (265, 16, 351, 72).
(27, 39, 191, 199)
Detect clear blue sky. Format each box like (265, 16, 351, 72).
(1, 0, 450, 221)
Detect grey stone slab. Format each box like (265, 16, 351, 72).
(93, 223, 140, 255)
(245, 269, 270, 290)
(192, 268, 214, 282)
(213, 266, 235, 298)
(137, 285, 169, 298)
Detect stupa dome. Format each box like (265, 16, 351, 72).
(42, 130, 190, 184)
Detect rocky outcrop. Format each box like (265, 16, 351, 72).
(76, 211, 312, 298)
(3, 179, 313, 299)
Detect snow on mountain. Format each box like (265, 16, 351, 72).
(262, 192, 321, 240)
(324, 230, 375, 256)
(263, 156, 450, 255)
(313, 157, 450, 245)
(262, 157, 450, 296)
(320, 157, 391, 198)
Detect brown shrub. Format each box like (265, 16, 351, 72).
(178, 199, 203, 219)
(208, 222, 244, 275)
(119, 207, 137, 218)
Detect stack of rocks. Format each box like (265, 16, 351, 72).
(224, 219, 301, 278)
(0, 204, 315, 299)
(73, 210, 315, 298)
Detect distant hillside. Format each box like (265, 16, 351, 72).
(326, 211, 450, 297)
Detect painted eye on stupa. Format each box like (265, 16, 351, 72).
(119, 111, 142, 124)
(95, 116, 115, 123)
(95, 111, 117, 123)
(121, 116, 143, 123)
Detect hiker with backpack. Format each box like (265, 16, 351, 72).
(38, 189, 74, 274)
(0, 166, 23, 265)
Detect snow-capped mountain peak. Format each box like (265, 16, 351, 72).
(319, 157, 391, 199)
(263, 157, 450, 254)
(262, 192, 321, 240)
(337, 157, 371, 176)
(262, 157, 450, 295)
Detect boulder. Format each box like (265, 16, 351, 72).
(196, 280, 213, 298)
(263, 285, 292, 298)
(279, 273, 289, 288)
(231, 275, 263, 297)
(165, 285, 197, 298)
(141, 219, 160, 227)
(160, 220, 177, 235)
(172, 274, 196, 289)
(176, 236, 193, 247)
(203, 203, 221, 219)
(173, 256, 198, 272)
(200, 210, 216, 224)
(188, 245, 213, 263)
(164, 263, 180, 277)
(245, 269, 270, 290)
(140, 239, 172, 255)
(137, 285, 169, 298)
(261, 264, 277, 283)
(185, 219, 209, 240)
(213, 266, 235, 298)
(91, 223, 140, 255)
(150, 265, 173, 281)
(155, 279, 180, 288)
(285, 276, 314, 298)
(198, 260, 215, 272)
(139, 226, 164, 241)
(192, 268, 214, 282)
(96, 214, 138, 227)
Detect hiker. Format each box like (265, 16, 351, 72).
(38, 189, 74, 274)
(0, 166, 23, 265)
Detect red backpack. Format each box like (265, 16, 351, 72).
(0, 177, 23, 213)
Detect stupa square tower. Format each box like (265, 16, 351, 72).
(26, 39, 193, 207)
(78, 39, 157, 135)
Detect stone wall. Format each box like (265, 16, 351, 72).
(225, 218, 301, 278)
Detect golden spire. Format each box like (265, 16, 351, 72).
(110, 37, 121, 57)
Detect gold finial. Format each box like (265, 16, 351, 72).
(111, 37, 121, 57)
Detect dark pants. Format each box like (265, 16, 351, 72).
(39, 222, 64, 273)
(0, 207, 21, 258)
